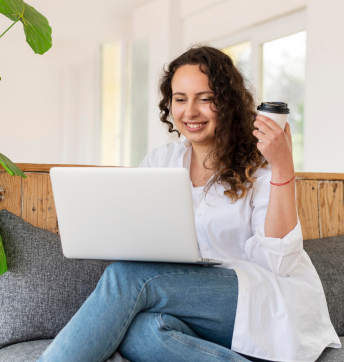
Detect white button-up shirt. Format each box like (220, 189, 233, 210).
(139, 139, 341, 362)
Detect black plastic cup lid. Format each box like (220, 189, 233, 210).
(257, 102, 290, 114)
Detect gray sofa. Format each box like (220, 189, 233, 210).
(0, 209, 343, 362)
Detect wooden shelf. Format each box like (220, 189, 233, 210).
(295, 172, 344, 181)
(1, 164, 344, 180)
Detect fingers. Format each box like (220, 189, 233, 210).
(252, 129, 268, 142)
(284, 121, 291, 135)
(255, 114, 281, 131)
(284, 121, 292, 142)
(253, 120, 271, 136)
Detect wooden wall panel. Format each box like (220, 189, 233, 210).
(296, 180, 320, 240)
(37, 173, 45, 229)
(36, 173, 58, 232)
(22, 173, 58, 233)
(22, 173, 39, 227)
(2, 166, 344, 240)
(0, 172, 22, 217)
(318, 181, 344, 238)
(45, 174, 58, 233)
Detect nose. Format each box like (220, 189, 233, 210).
(184, 100, 199, 119)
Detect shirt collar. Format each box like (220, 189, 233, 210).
(182, 138, 192, 149)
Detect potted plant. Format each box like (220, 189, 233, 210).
(0, 0, 52, 275)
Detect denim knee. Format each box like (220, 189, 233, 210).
(103, 261, 138, 277)
(101, 261, 145, 288)
(158, 314, 199, 338)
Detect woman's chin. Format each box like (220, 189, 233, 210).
(186, 134, 214, 146)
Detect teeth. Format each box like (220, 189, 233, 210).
(186, 123, 206, 128)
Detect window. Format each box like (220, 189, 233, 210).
(262, 31, 306, 171)
(222, 41, 252, 82)
(100, 39, 149, 167)
(101, 42, 122, 166)
(100, 41, 130, 166)
(130, 38, 149, 167)
(215, 10, 306, 171)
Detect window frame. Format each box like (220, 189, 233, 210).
(100, 40, 130, 167)
(211, 9, 307, 101)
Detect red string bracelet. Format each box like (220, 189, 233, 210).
(270, 175, 296, 186)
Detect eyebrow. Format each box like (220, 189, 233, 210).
(172, 91, 214, 96)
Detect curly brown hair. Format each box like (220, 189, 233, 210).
(158, 45, 268, 202)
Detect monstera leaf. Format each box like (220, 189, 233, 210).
(0, 0, 52, 54)
(0, 234, 7, 276)
(0, 153, 26, 178)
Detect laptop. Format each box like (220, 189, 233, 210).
(50, 167, 222, 266)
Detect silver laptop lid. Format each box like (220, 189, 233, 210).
(50, 167, 201, 263)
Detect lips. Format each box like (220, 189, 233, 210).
(183, 122, 209, 132)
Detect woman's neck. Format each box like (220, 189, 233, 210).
(191, 142, 213, 169)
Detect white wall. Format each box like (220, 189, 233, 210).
(0, 38, 101, 164)
(0, 0, 137, 165)
(182, 0, 307, 46)
(60, 52, 101, 165)
(0, 37, 63, 164)
(304, 0, 344, 172)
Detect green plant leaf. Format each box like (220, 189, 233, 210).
(0, 0, 24, 22)
(0, 153, 26, 178)
(0, 234, 8, 276)
(21, 3, 52, 54)
(0, 0, 52, 55)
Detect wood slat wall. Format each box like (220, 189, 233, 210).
(22, 173, 58, 233)
(318, 181, 344, 238)
(1, 165, 344, 240)
(295, 180, 319, 240)
(0, 173, 21, 218)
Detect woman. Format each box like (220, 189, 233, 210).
(38, 46, 340, 362)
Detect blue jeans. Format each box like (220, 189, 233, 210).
(37, 261, 255, 362)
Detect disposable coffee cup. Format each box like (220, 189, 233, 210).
(257, 102, 290, 130)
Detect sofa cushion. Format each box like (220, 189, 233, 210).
(0, 209, 113, 349)
(315, 337, 344, 361)
(303, 234, 344, 336)
(0, 340, 53, 362)
(0, 340, 130, 362)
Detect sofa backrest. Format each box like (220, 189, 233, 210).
(0, 164, 343, 241)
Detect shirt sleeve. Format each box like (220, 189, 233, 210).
(139, 148, 158, 168)
(244, 166, 303, 277)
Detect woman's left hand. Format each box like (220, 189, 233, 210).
(253, 115, 294, 171)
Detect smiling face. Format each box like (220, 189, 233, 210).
(171, 64, 218, 148)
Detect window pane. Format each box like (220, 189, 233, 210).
(262, 31, 306, 171)
(222, 41, 252, 82)
(101, 42, 122, 166)
(130, 38, 149, 167)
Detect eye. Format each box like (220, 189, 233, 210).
(200, 98, 212, 102)
(174, 98, 186, 102)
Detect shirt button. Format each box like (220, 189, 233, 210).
(203, 246, 208, 251)
(243, 286, 248, 291)
(198, 213, 202, 217)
